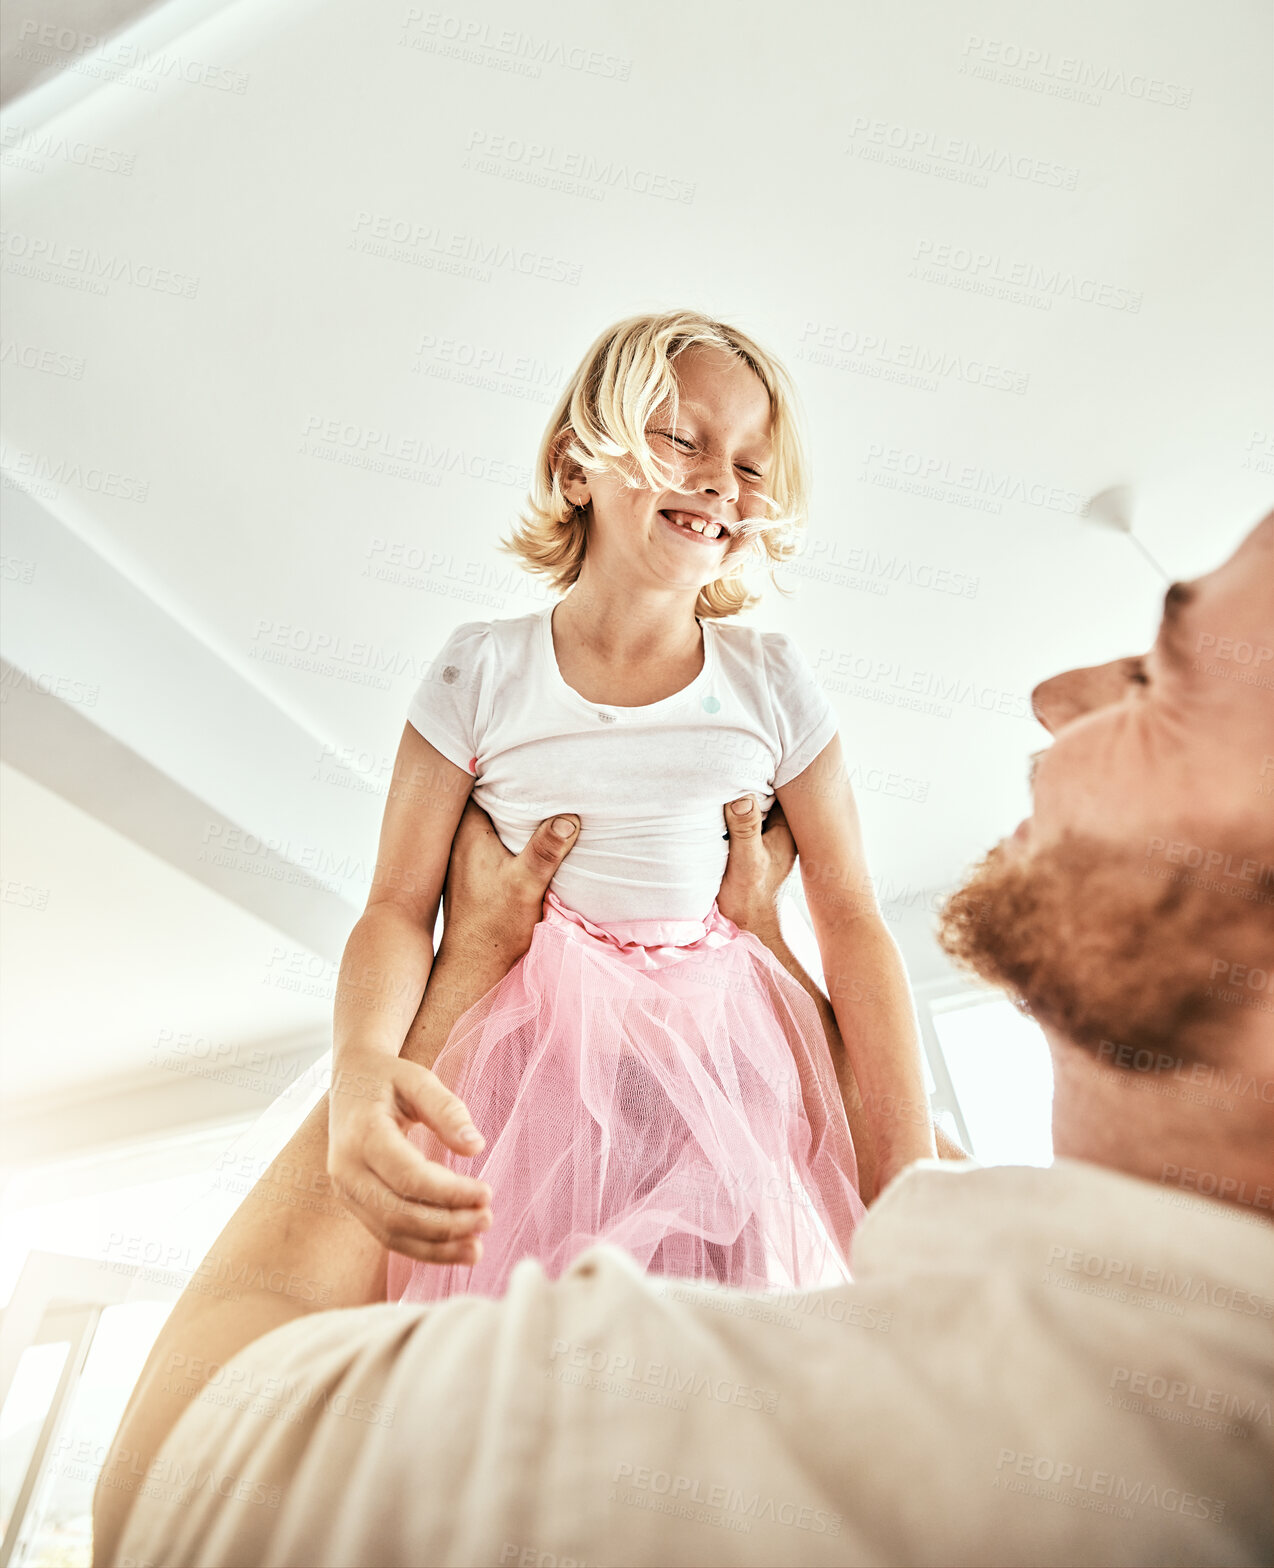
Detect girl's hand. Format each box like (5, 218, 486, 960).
(327, 1049, 495, 1265)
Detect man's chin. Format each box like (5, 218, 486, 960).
(937, 831, 1273, 1067)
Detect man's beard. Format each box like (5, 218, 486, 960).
(937, 832, 1274, 1067)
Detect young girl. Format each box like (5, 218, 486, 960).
(331, 310, 936, 1303)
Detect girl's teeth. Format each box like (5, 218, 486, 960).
(669, 512, 722, 539)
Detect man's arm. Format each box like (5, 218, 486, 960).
(92, 806, 578, 1568)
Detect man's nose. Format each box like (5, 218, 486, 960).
(1031, 659, 1132, 734)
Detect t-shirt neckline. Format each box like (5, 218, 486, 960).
(540, 601, 716, 718)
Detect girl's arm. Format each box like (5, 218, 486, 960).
(326, 723, 496, 1258)
(777, 734, 938, 1191)
(753, 920, 881, 1205)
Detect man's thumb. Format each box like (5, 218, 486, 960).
(522, 813, 579, 882)
(724, 795, 761, 841)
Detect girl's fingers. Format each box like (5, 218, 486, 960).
(393, 1233, 485, 1268)
(338, 1154, 491, 1246)
(365, 1116, 493, 1211)
(338, 1167, 487, 1263)
(392, 1060, 487, 1159)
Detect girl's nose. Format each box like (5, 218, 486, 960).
(688, 450, 737, 502)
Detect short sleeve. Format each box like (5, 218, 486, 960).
(764, 631, 839, 787)
(405, 621, 492, 775)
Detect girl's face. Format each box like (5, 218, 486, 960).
(574, 345, 775, 599)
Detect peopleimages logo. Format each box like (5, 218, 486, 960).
(1109, 1367, 1272, 1426)
(861, 442, 1085, 515)
(401, 9, 633, 81)
(993, 1450, 1223, 1519)
(1045, 1244, 1273, 1318)
(349, 211, 581, 286)
(813, 646, 1030, 721)
(463, 130, 695, 204)
(0, 230, 199, 297)
(0, 122, 135, 174)
(12, 18, 249, 92)
(846, 116, 1079, 189)
(0, 339, 86, 379)
(0, 442, 148, 502)
(611, 1463, 841, 1534)
(797, 320, 1029, 397)
(910, 239, 1142, 313)
(959, 36, 1192, 109)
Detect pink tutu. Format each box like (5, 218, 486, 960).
(386, 892, 866, 1303)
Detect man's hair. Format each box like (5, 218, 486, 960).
(501, 309, 811, 619)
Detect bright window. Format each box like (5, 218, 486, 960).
(928, 992, 1055, 1168)
(0, 1124, 261, 1567)
(12, 1302, 173, 1567)
(0, 1341, 72, 1542)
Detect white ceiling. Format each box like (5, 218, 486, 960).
(0, 0, 173, 105)
(1, 0, 1271, 1156)
(0, 760, 330, 1101)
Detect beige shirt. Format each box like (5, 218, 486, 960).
(118, 1159, 1274, 1567)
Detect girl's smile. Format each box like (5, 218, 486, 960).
(658, 507, 732, 545)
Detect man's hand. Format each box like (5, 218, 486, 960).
(327, 804, 579, 1265)
(438, 800, 580, 968)
(717, 795, 797, 939)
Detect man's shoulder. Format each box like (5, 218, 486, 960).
(860, 1157, 1274, 1298)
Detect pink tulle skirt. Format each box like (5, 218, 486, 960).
(386, 892, 866, 1304)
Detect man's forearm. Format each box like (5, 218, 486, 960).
(93, 923, 520, 1566)
(398, 918, 522, 1068)
(91, 1094, 383, 1566)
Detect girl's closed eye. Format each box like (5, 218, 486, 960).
(654, 428, 764, 481)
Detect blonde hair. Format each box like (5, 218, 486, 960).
(501, 310, 811, 619)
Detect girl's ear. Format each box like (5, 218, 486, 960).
(550, 427, 589, 505)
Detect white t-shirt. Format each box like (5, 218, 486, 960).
(405, 603, 838, 924)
